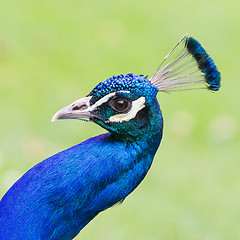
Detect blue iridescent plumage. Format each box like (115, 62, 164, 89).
(186, 37, 221, 91)
(0, 35, 220, 239)
(0, 131, 162, 239)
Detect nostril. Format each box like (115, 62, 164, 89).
(72, 106, 80, 110)
(72, 105, 87, 111)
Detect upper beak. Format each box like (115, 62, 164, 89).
(51, 96, 95, 122)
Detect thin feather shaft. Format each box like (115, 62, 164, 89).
(155, 77, 204, 87)
(159, 60, 197, 81)
(153, 51, 190, 81)
(156, 79, 205, 89)
(150, 34, 188, 82)
(159, 86, 207, 92)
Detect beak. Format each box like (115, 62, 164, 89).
(51, 96, 96, 122)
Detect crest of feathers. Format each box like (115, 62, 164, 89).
(149, 34, 221, 92)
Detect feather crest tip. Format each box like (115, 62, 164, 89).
(149, 34, 221, 92)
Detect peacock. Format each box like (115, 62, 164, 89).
(0, 35, 221, 239)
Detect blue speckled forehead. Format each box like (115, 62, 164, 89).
(88, 73, 159, 104)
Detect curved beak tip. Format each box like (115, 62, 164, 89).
(51, 115, 57, 123)
(51, 111, 61, 122)
(51, 107, 68, 123)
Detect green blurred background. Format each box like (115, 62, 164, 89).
(0, 0, 239, 239)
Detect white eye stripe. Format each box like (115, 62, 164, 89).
(88, 91, 130, 112)
(108, 97, 146, 123)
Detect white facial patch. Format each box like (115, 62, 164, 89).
(87, 91, 130, 112)
(108, 97, 146, 123)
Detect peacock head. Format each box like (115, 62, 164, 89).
(52, 73, 162, 141)
(52, 35, 221, 141)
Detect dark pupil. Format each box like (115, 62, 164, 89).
(114, 99, 128, 112)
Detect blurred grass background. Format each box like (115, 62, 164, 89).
(0, 0, 239, 239)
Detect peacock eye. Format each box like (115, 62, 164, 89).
(109, 97, 132, 113)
